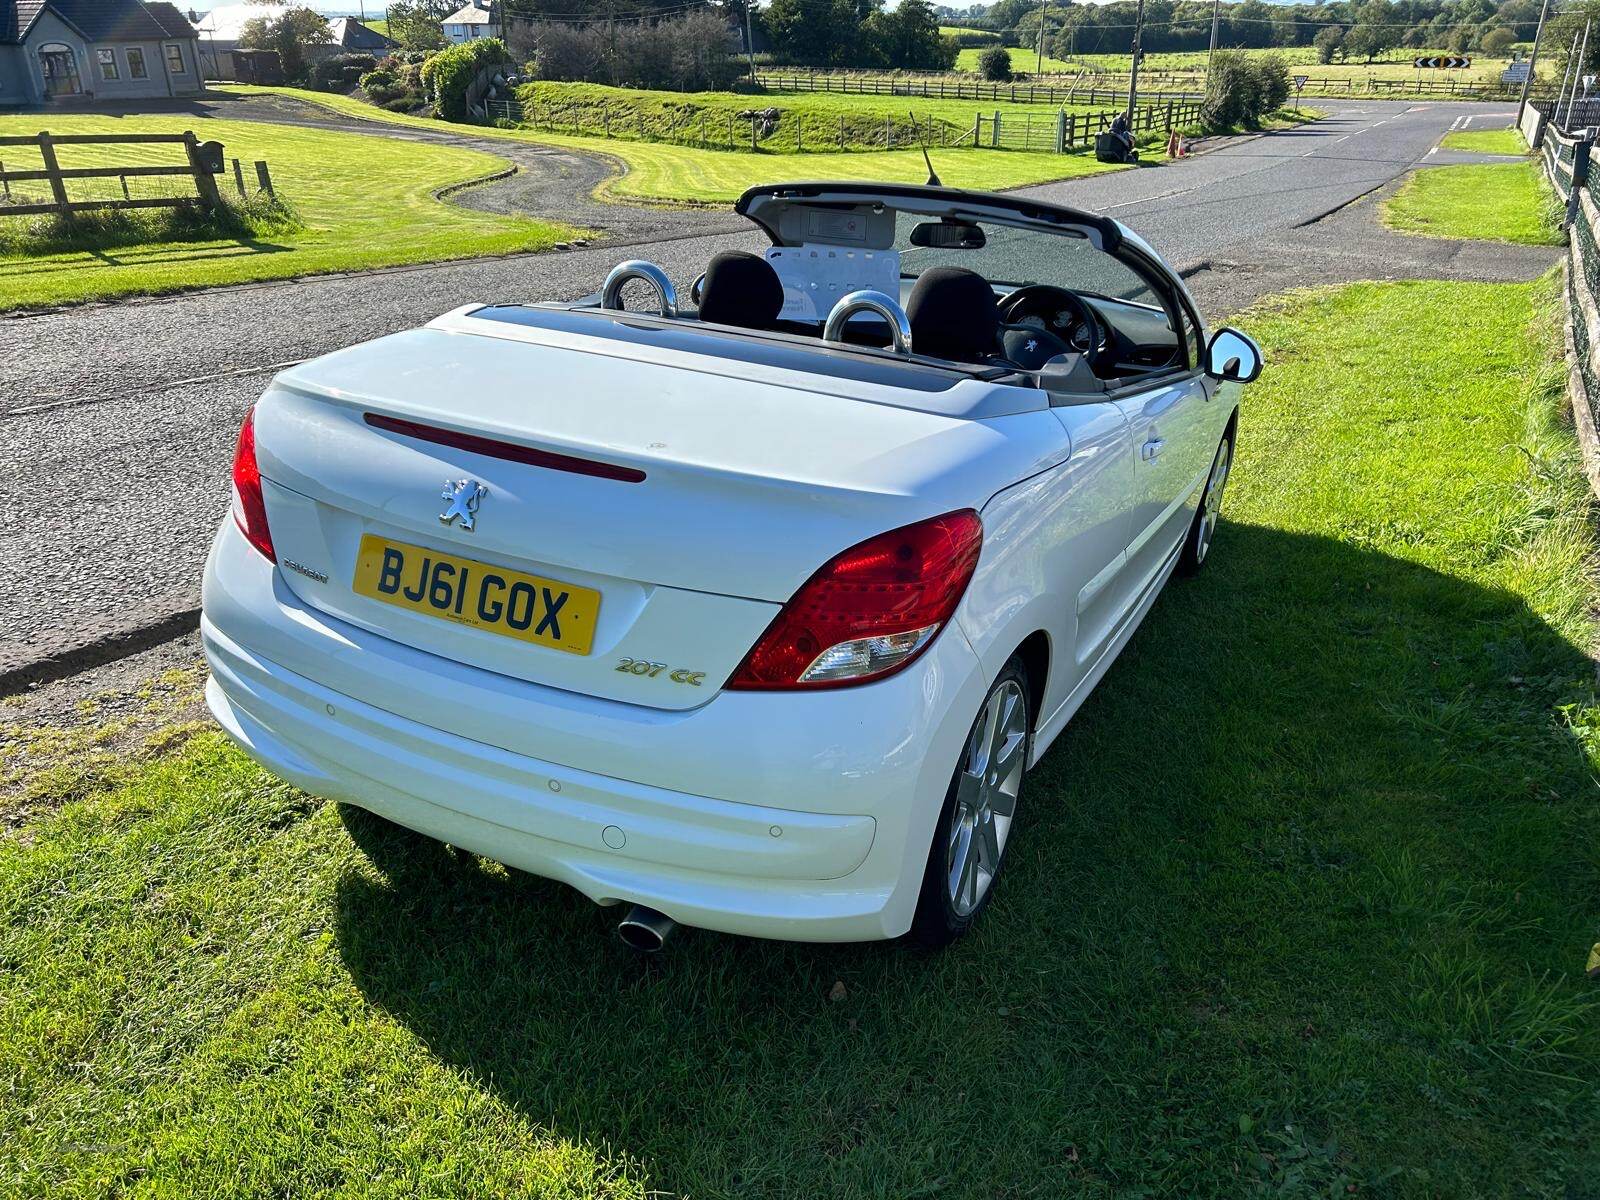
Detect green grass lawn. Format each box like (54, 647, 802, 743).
(1440, 126, 1529, 155)
(0, 115, 581, 310)
(3, 274, 1597, 1197)
(218, 85, 1130, 203)
(1383, 160, 1562, 245)
(516, 78, 1117, 153)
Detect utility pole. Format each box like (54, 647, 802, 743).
(1035, 0, 1049, 75)
(1125, 0, 1145, 125)
(1570, 18, 1592, 128)
(1208, 0, 1220, 71)
(1517, 0, 1552, 126)
(1557, 27, 1581, 130)
(744, 0, 756, 80)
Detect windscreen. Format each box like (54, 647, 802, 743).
(894, 213, 1162, 306)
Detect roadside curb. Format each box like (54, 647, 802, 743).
(0, 608, 201, 698)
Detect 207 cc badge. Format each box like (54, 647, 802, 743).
(439, 479, 487, 531)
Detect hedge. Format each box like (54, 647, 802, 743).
(420, 38, 511, 122)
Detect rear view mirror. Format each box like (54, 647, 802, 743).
(909, 219, 986, 249)
(1206, 327, 1262, 383)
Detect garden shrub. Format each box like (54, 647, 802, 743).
(306, 52, 376, 92)
(421, 38, 511, 121)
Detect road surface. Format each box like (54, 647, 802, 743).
(0, 100, 1556, 685)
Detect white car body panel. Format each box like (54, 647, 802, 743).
(200, 195, 1247, 943)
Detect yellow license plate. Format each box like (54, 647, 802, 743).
(352, 534, 600, 656)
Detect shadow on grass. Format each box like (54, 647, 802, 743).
(332, 521, 1599, 1197)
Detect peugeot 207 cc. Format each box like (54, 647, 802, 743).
(202, 182, 1263, 950)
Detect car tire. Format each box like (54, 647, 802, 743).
(1179, 429, 1234, 576)
(908, 657, 1032, 949)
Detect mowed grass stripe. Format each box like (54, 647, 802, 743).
(0, 115, 583, 310)
(0, 277, 1596, 1197)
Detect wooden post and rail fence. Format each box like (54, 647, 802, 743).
(486, 95, 1202, 156)
(0, 130, 274, 219)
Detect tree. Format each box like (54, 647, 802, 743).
(864, 0, 958, 69)
(384, 0, 448, 49)
(1313, 24, 1343, 62)
(979, 44, 1013, 79)
(764, 0, 870, 65)
(1480, 25, 1515, 54)
(239, 6, 330, 79)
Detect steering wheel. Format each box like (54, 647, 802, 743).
(997, 284, 1105, 367)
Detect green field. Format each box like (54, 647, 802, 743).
(953, 45, 1552, 87)
(1384, 160, 1561, 245)
(955, 44, 1080, 74)
(3, 271, 1596, 1197)
(0, 115, 579, 310)
(1440, 125, 1529, 155)
(219, 85, 1130, 203)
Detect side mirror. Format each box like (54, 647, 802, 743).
(1205, 327, 1262, 383)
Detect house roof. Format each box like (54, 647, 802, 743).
(2, 0, 49, 42)
(142, 0, 196, 38)
(442, 0, 494, 25)
(327, 15, 395, 49)
(1, 0, 196, 43)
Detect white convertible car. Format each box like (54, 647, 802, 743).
(202, 182, 1262, 950)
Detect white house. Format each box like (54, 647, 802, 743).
(441, 0, 497, 44)
(0, 0, 203, 104)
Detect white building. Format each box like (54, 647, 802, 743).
(441, 0, 496, 44)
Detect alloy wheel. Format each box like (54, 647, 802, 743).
(1196, 437, 1232, 563)
(946, 679, 1027, 916)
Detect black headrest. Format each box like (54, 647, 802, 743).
(906, 267, 1000, 363)
(697, 251, 784, 330)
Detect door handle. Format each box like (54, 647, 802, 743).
(1141, 438, 1165, 462)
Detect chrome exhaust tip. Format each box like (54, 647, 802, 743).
(617, 905, 676, 954)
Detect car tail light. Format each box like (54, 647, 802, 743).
(231, 407, 275, 563)
(727, 510, 982, 690)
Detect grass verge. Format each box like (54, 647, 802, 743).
(1382, 159, 1562, 245)
(2, 275, 1597, 1198)
(0, 191, 299, 257)
(0, 115, 583, 311)
(1439, 126, 1528, 156)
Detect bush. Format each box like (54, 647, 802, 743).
(421, 38, 511, 121)
(360, 56, 425, 107)
(979, 45, 1012, 81)
(306, 52, 376, 92)
(1253, 52, 1291, 112)
(1201, 49, 1291, 131)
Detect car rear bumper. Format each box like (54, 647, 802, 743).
(201, 520, 990, 942)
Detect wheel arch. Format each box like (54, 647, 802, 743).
(1010, 629, 1051, 744)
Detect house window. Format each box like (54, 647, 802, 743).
(164, 44, 185, 74)
(126, 47, 147, 79)
(39, 44, 82, 96)
(96, 47, 119, 79)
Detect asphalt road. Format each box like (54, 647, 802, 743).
(0, 99, 1555, 686)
